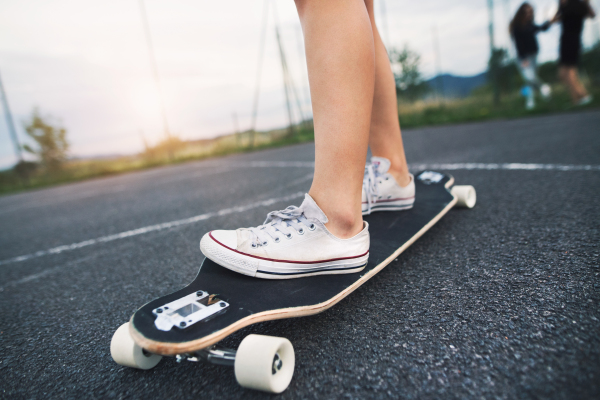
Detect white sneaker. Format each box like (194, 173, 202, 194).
(540, 84, 551, 100)
(578, 95, 592, 106)
(362, 156, 415, 215)
(526, 96, 535, 110)
(200, 194, 370, 279)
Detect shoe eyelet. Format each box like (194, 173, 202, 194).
(387, 195, 392, 199)
(262, 241, 268, 247)
(297, 228, 304, 235)
(274, 237, 280, 243)
(286, 233, 293, 239)
(385, 177, 389, 180)
(378, 196, 382, 199)
(251, 243, 257, 248)
(308, 224, 316, 231)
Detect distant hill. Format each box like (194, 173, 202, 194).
(426, 72, 487, 98)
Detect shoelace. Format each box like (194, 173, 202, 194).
(363, 163, 381, 215)
(248, 206, 316, 247)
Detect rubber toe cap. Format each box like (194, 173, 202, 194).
(207, 230, 238, 249)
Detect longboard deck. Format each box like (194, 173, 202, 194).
(131, 171, 455, 355)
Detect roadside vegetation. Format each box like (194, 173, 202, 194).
(1, 45, 599, 195)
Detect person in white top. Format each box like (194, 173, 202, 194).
(200, 0, 414, 279)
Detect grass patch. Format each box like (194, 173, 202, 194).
(0, 126, 315, 195)
(398, 84, 600, 128)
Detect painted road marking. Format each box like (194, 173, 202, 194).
(410, 163, 600, 171)
(1, 162, 598, 267)
(241, 161, 600, 171)
(0, 191, 305, 267)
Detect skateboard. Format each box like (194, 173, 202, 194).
(110, 171, 476, 393)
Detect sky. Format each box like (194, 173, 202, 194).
(0, 0, 599, 169)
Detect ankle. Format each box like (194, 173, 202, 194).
(388, 167, 411, 187)
(372, 154, 411, 187)
(324, 209, 364, 239)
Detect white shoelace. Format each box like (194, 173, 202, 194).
(249, 206, 315, 248)
(363, 163, 382, 214)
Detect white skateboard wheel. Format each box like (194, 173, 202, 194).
(110, 322, 162, 369)
(451, 185, 476, 208)
(234, 334, 295, 393)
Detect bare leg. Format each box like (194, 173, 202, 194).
(560, 66, 588, 103)
(570, 68, 589, 99)
(363, 0, 411, 187)
(295, 0, 375, 238)
(560, 66, 578, 102)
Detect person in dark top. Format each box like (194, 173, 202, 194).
(554, 0, 596, 105)
(510, 2, 553, 110)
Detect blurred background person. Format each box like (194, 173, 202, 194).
(510, 2, 553, 110)
(554, 0, 596, 105)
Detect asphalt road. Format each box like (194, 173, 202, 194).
(1, 110, 599, 399)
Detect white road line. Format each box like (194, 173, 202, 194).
(0, 166, 237, 215)
(237, 161, 600, 171)
(0, 191, 305, 267)
(410, 163, 600, 171)
(2, 161, 597, 267)
(242, 161, 316, 168)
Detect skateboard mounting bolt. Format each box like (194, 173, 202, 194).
(220, 302, 226, 307)
(180, 322, 187, 327)
(272, 353, 283, 374)
(196, 291, 203, 296)
(156, 308, 163, 313)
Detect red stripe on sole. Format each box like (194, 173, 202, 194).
(208, 231, 369, 265)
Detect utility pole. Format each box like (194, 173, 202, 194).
(232, 111, 240, 146)
(250, 0, 270, 148)
(0, 70, 22, 163)
(273, 2, 305, 135)
(232, 112, 239, 134)
(275, 25, 295, 137)
(432, 25, 444, 100)
(295, 26, 311, 126)
(487, 0, 496, 55)
(379, 0, 391, 49)
(594, 0, 600, 46)
(139, 0, 171, 142)
(503, 0, 514, 58)
(487, 0, 500, 105)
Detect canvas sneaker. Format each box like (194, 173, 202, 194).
(578, 95, 593, 106)
(200, 194, 370, 279)
(362, 156, 415, 215)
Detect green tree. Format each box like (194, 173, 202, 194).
(390, 45, 430, 102)
(488, 48, 521, 101)
(23, 108, 69, 172)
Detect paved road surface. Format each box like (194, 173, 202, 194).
(1, 111, 599, 399)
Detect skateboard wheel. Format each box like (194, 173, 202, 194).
(234, 334, 294, 393)
(110, 322, 162, 369)
(451, 185, 476, 208)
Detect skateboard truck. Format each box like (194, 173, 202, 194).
(152, 290, 229, 331)
(176, 345, 237, 367)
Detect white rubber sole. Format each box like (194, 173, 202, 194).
(200, 234, 368, 279)
(254, 263, 367, 279)
(362, 202, 413, 215)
